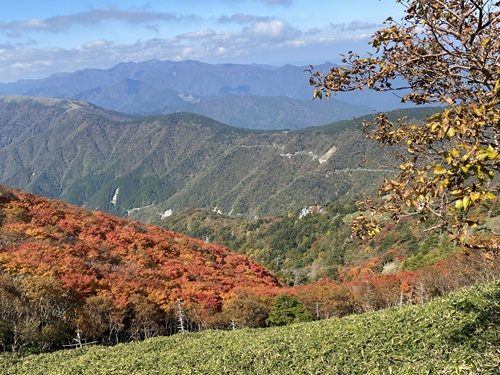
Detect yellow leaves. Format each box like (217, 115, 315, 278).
(389, 179, 400, 187)
(25, 227, 49, 240)
(350, 215, 381, 239)
(307, 1, 500, 244)
(473, 107, 484, 117)
(416, 175, 426, 184)
(380, 179, 403, 194)
(433, 166, 447, 175)
(445, 127, 456, 138)
(469, 192, 481, 202)
(429, 122, 440, 132)
(485, 192, 496, 200)
(474, 164, 485, 181)
(477, 145, 497, 161)
(480, 37, 491, 47)
(494, 75, 500, 97)
(0, 253, 10, 266)
(466, 221, 478, 229)
(443, 97, 454, 106)
(455, 196, 469, 210)
(454, 191, 496, 211)
(440, 178, 450, 187)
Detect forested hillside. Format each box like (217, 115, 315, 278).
(162, 194, 500, 284)
(1, 184, 498, 353)
(0, 96, 438, 222)
(0, 185, 280, 350)
(1, 0, 498, 371)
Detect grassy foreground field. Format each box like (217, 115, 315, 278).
(1, 281, 499, 374)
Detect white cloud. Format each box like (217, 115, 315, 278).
(0, 8, 195, 35)
(318, 37, 337, 44)
(248, 19, 300, 41)
(252, 19, 285, 37)
(77, 40, 111, 50)
(286, 40, 305, 47)
(0, 3, 386, 82)
(177, 30, 218, 41)
(330, 20, 381, 33)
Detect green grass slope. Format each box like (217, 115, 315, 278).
(2, 280, 499, 374)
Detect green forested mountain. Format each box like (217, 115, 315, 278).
(0, 96, 438, 222)
(0, 97, 498, 373)
(159, 94, 372, 130)
(161, 199, 361, 282)
(161, 191, 499, 284)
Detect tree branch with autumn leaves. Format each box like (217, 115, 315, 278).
(309, 0, 499, 249)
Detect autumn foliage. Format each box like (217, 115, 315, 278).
(0, 185, 281, 349)
(309, 0, 499, 247)
(1, 184, 499, 352)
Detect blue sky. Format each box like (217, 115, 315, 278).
(0, 0, 405, 82)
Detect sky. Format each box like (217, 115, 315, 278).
(0, 0, 406, 83)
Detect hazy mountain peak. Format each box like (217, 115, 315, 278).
(0, 59, 416, 130)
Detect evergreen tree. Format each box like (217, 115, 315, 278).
(266, 294, 312, 326)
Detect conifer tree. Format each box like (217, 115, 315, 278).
(266, 294, 312, 326)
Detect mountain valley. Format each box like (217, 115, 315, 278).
(0, 96, 437, 223)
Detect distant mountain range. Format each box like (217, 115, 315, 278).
(0, 96, 438, 222)
(0, 60, 415, 130)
